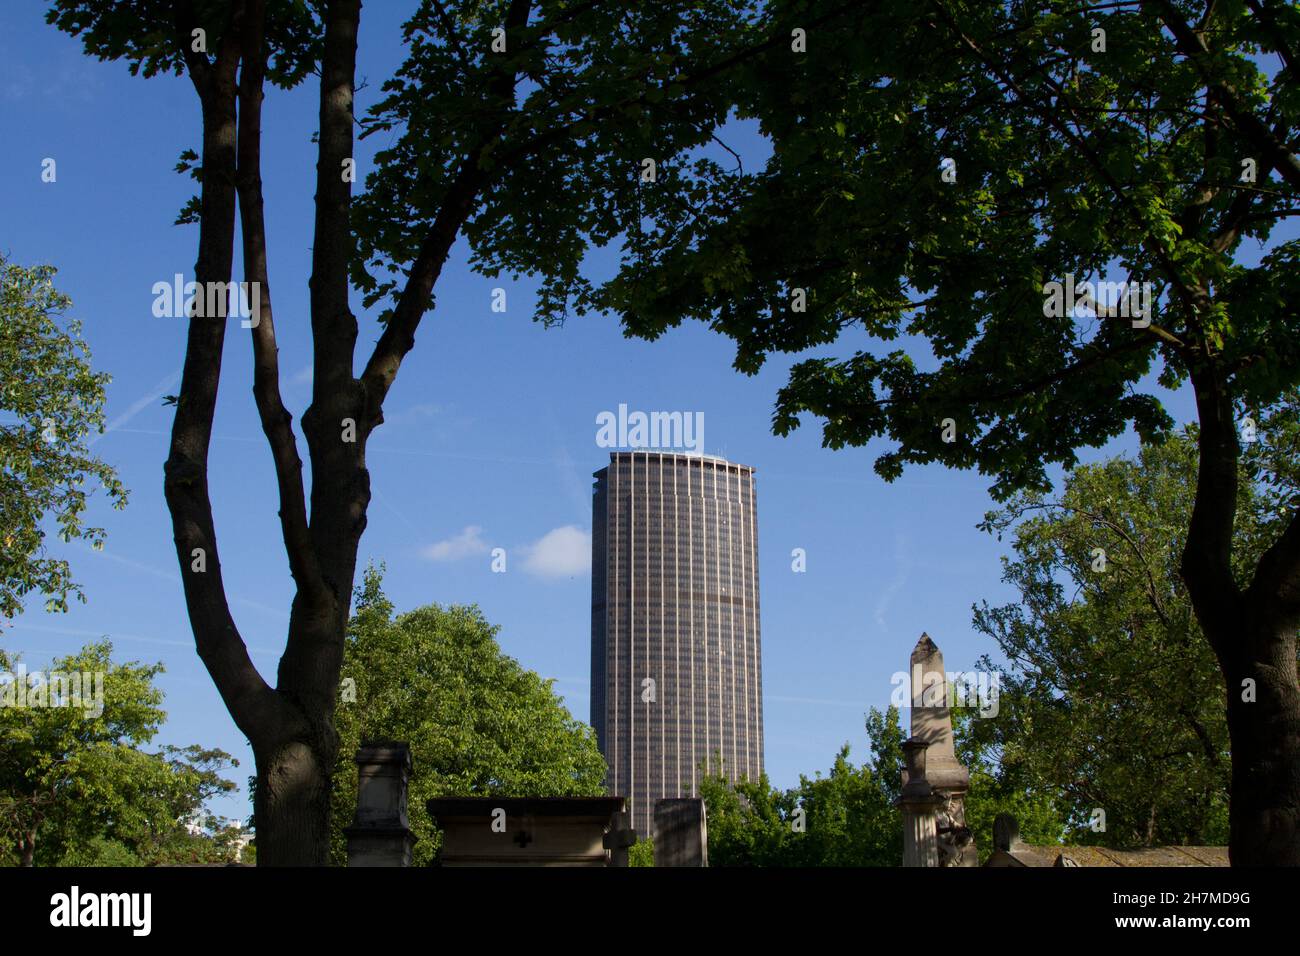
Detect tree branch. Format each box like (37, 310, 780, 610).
(360, 0, 532, 406)
(172, 0, 213, 100)
(309, 0, 362, 408)
(1155, 0, 1300, 191)
(1246, 508, 1300, 627)
(235, 0, 325, 604)
(1244, 0, 1300, 88)
(1181, 360, 1244, 649)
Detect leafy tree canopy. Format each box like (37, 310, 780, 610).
(598, 0, 1300, 495)
(351, 0, 767, 329)
(45, 0, 320, 87)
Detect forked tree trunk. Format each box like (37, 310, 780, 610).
(161, 0, 526, 866)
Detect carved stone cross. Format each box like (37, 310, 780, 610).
(603, 811, 637, 867)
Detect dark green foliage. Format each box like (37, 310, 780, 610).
(598, 1, 1300, 498)
(352, 1, 764, 329)
(954, 708, 1069, 862)
(45, 0, 320, 87)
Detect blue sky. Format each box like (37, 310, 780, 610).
(0, 4, 1215, 823)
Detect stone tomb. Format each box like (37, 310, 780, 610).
(427, 796, 633, 867)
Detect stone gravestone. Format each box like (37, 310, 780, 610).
(983, 813, 1060, 867)
(653, 798, 708, 867)
(903, 634, 978, 866)
(603, 810, 637, 867)
(993, 813, 1020, 853)
(344, 741, 416, 867)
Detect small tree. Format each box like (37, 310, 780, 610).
(967, 434, 1245, 847)
(952, 708, 1069, 862)
(0, 641, 236, 866)
(627, 838, 654, 867)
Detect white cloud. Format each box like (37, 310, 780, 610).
(521, 526, 591, 578)
(385, 402, 444, 427)
(422, 525, 489, 562)
(290, 365, 313, 386)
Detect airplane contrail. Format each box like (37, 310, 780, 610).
(90, 368, 182, 445)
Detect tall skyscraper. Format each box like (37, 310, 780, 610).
(591, 451, 764, 838)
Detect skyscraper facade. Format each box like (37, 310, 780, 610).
(591, 451, 764, 838)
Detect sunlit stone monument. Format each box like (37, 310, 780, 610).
(345, 741, 416, 867)
(901, 633, 978, 867)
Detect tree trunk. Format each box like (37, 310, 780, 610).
(1215, 616, 1300, 865)
(1182, 363, 1300, 864)
(253, 733, 338, 866)
(19, 831, 34, 867)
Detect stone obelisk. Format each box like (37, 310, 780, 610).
(902, 633, 978, 866)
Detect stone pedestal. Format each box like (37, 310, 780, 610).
(898, 738, 943, 867)
(653, 798, 708, 867)
(344, 742, 416, 867)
